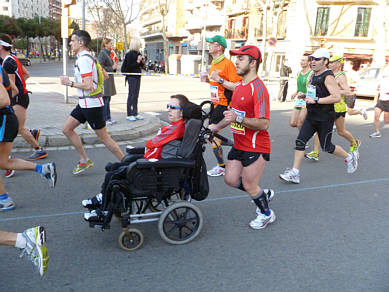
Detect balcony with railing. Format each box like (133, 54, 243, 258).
(225, 27, 248, 40)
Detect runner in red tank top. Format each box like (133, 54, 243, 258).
(208, 45, 276, 230)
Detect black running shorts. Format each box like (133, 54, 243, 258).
(70, 105, 105, 130)
(227, 147, 270, 167)
(210, 104, 228, 125)
(0, 107, 19, 142)
(11, 93, 30, 109)
(376, 100, 389, 113)
(335, 112, 346, 119)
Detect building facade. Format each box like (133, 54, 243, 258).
(139, 0, 389, 75)
(48, 0, 61, 19)
(0, 0, 49, 19)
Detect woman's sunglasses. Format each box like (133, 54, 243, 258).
(167, 104, 182, 110)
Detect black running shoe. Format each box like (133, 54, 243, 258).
(30, 129, 40, 141)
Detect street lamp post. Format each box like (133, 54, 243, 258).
(201, 0, 208, 73)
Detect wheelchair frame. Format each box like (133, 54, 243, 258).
(87, 101, 222, 251)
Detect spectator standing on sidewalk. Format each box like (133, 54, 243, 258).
(60, 30, 124, 175)
(0, 34, 47, 161)
(205, 35, 241, 177)
(121, 37, 145, 122)
(278, 58, 292, 102)
(98, 38, 117, 126)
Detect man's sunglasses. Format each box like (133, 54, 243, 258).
(167, 104, 182, 110)
(309, 57, 323, 61)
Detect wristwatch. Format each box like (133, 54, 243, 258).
(67, 81, 74, 87)
(218, 78, 224, 85)
(235, 115, 243, 123)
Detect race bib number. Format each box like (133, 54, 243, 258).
(306, 84, 317, 101)
(210, 85, 219, 103)
(230, 108, 245, 135)
(295, 98, 306, 108)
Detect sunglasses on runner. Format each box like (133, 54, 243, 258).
(309, 57, 323, 61)
(167, 104, 182, 110)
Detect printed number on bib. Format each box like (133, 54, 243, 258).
(306, 84, 317, 101)
(230, 108, 245, 135)
(295, 98, 306, 108)
(210, 86, 219, 103)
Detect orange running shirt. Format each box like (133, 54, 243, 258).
(208, 57, 242, 107)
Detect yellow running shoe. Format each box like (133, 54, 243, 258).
(305, 150, 319, 161)
(72, 159, 95, 175)
(21, 226, 49, 277)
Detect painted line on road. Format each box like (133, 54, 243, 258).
(1, 177, 389, 223)
(205, 177, 389, 202)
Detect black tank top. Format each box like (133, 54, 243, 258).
(0, 65, 12, 101)
(307, 70, 335, 121)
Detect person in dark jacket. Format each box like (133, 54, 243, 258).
(121, 37, 145, 121)
(98, 38, 117, 125)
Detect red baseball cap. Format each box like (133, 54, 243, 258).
(229, 45, 262, 63)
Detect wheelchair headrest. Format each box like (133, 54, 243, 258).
(177, 118, 202, 158)
(183, 102, 202, 120)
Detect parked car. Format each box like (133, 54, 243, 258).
(354, 66, 388, 99)
(16, 54, 31, 66)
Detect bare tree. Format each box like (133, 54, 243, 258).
(87, 0, 123, 42)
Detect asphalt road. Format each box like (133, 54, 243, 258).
(3, 99, 389, 291)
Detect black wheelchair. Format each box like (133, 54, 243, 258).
(84, 101, 231, 251)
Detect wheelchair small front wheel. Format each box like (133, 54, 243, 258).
(158, 201, 203, 245)
(118, 228, 144, 251)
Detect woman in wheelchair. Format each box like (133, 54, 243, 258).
(82, 94, 191, 221)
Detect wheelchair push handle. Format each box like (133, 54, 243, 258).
(203, 128, 234, 147)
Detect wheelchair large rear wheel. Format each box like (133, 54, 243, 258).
(158, 201, 203, 245)
(118, 228, 144, 251)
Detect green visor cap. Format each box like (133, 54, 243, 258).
(329, 56, 343, 64)
(205, 35, 227, 48)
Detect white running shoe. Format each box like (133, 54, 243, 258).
(279, 168, 300, 184)
(41, 162, 57, 188)
(346, 152, 358, 174)
(20, 226, 49, 277)
(369, 131, 382, 138)
(126, 116, 136, 122)
(135, 115, 144, 120)
(361, 108, 368, 120)
(82, 193, 103, 209)
(249, 209, 276, 230)
(207, 165, 225, 177)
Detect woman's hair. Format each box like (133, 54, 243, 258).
(171, 94, 190, 108)
(101, 38, 112, 49)
(129, 37, 141, 51)
(71, 30, 92, 47)
(0, 33, 12, 51)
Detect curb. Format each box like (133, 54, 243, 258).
(12, 116, 161, 149)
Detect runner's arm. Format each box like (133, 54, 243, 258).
(7, 73, 18, 97)
(22, 65, 30, 80)
(0, 83, 10, 108)
(336, 74, 353, 97)
(223, 108, 269, 130)
(59, 75, 94, 91)
(308, 75, 340, 104)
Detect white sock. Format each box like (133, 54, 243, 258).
(345, 154, 352, 162)
(15, 233, 26, 249)
(292, 168, 299, 174)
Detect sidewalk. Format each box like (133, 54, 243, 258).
(12, 90, 161, 149)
